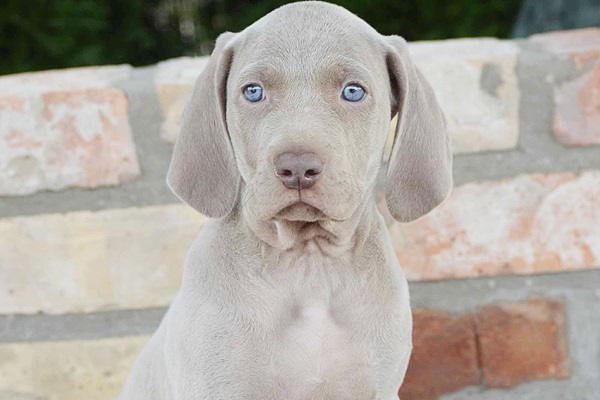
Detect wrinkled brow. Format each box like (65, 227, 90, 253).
(319, 57, 375, 86)
(235, 56, 375, 89)
(235, 62, 287, 88)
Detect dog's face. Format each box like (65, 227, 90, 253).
(167, 1, 452, 225)
(226, 11, 392, 222)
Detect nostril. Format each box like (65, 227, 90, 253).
(305, 169, 319, 177)
(276, 168, 294, 178)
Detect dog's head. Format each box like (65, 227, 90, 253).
(167, 1, 452, 225)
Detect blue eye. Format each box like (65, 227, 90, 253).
(243, 84, 264, 102)
(342, 84, 365, 102)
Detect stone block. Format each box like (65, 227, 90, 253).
(0, 204, 206, 314)
(0, 66, 140, 196)
(389, 171, 600, 280)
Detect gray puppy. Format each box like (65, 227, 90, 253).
(119, 1, 452, 399)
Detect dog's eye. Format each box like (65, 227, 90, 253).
(243, 84, 264, 102)
(341, 84, 365, 102)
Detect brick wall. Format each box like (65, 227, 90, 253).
(0, 28, 599, 400)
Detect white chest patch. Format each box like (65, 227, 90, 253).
(267, 297, 373, 399)
(288, 301, 341, 362)
(257, 246, 378, 398)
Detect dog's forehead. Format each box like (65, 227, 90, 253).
(236, 2, 383, 66)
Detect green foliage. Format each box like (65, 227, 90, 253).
(0, 0, 522, 75)
(0, 0, 185, 75)
(198, 0, 522, 43)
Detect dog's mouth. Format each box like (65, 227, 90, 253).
(274, 202, 326, 222)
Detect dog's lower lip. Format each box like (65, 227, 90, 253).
(275, 202, 325, 221)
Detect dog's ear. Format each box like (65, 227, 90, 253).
(167, 32, 239, 218)
(383, 35, 453, 222)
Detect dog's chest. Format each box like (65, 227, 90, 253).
(262, 257, 376, 398)
(267, 300, 374, 399)
(286, 298, 356, 363)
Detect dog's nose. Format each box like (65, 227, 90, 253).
(275, 152, 323, 190)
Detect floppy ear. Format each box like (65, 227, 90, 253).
(383, 35, 453, 222)
(167, 32, 239, 218)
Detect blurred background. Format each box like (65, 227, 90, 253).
(2, 0, 599, 75)
(1, 1, 599, 400)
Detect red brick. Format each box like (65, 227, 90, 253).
(388, 171, 600, 281)
(530, 28, 600, 146)
(399, 310, 480, 400)
(475, 298, 569, 388)
(0, 66, 140, 196)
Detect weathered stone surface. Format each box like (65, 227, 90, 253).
(400, 310, 479, 400)
(553, 63, 600, 146)
(476, 298, 569, 388)
(530, 28, 600, 146)
(154, 57, 209, 143)
(0, 336, 148, 400)
(0, 66, 140, 196)
(395, 39, 520, 155)
(530, 28, 600, 69)
(389, 171, 600, 281)
(0, 204, 206, 315)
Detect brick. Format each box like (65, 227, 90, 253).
(154, 57, 209, 143)
(400, 310, 479, 400)
(0, 336, 148, 400)
(553, 60, 600, 146)
(530, 28, 600, 70)
(388, 171, 600, 281)
(0, 66, 140, 196)
(0, 204, 206, 315)
(400, 39, 519, 155)
(530, 28, 600, 146)
(475, 298, 569, 388)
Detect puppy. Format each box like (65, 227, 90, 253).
(119, 1, 452, 399)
